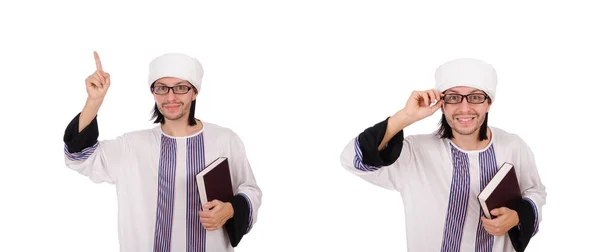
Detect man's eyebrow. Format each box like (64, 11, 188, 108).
(154, 81, 188, 86)
(445, 89, 486, 94)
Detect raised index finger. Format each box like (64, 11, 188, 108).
(94, 51, 103, 73)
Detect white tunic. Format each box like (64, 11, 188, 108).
(64, 121, 262, 252)
(340, 126, 545, 252)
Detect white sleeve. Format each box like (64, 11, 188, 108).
(340, 135, 413, 192)
(62, 114, 126, 184)
(226, 130, 262, 233)
(64, 137, 126, 184)
(517, 137, 546, 236)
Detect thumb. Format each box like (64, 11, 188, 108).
(203, 200, 220, 210)
(491, 207, 507, 216)
(430, 100, 443, 113)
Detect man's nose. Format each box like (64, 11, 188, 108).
(165, 89, 177, 99)
(458, 97, 471, 111)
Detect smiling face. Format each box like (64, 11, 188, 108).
(441, 86, 491, 137)
(151, 77, 197, 122)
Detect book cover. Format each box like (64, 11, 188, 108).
(196, 157, 234, 210)
(478, 162, 522, 219)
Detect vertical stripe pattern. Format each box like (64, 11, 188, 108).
(440, 144, 471, 252)
(239, 193, 254, 232)
(524, 197, 539, 236)
(353, 137, 381, 171)
(476, 144, 497, 252)
(186, 133, 206, 252)
(153, 136, 177, 252)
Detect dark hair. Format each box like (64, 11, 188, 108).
(150, 83, 198, 126)
(436, 112, 489, 141)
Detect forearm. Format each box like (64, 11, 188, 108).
(378, 109, 414, 151)
(63, 111, 119, 184)
(507, 199, 538, 252)
(225, 194, 252, 247)
(65, 112, 100, 153)
(79, 98, 103, 133)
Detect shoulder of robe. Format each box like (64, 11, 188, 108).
(119, 127, 160, 142)
(404, 132, 443, 149)
(490, 126, 527, 148)
(201, 122, 242, 143)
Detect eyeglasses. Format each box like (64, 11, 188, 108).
(443, 93, 489, 104)
(152, 85, 193, 95)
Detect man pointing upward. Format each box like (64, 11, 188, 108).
(63, 51, 262, 252)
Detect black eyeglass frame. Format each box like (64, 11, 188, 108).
(151, 85, 194, 95)
(442, 93, 490, 104)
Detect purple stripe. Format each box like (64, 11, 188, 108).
(153, 136, 177, 252)
(353, 137, 381, 171)
(523, 197, 539, 236)
(239, 193, 253, 232)
(440, 144, 470, 252)
(64, 142, 99, 161)
(476, 144, 497, 252)
(187, 133, 206, 252)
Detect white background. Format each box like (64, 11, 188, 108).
(1, 0, 598, 251)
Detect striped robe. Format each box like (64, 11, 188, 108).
(340, 117, 545, 252)
(63, 113, 262, 252)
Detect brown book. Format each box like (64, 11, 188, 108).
(478, 162, 522, 219)
(196, 157, 234, 210)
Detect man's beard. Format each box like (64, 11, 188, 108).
(448, 112, 484, 136)
(159, 102, 190, 121)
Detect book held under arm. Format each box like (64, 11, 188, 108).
(478, 162, 522, 219)
(196, 157, 234, 210)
